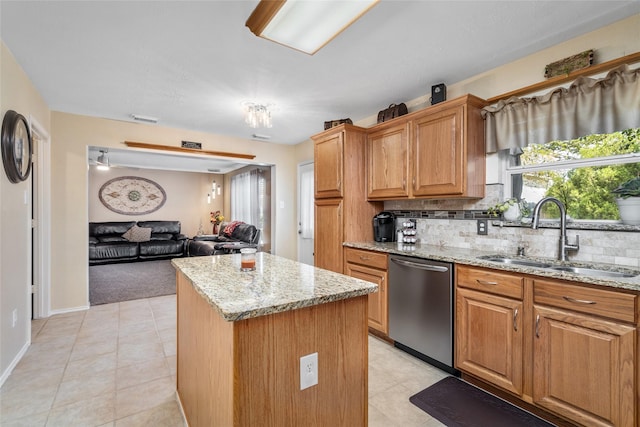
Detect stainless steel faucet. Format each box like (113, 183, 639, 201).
(531, 197, 579, 261)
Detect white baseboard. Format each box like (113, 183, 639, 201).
(0, 340, 30, 388)
(49, 305, 90, 316)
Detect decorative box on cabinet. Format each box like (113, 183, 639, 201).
(344, 248, 389, 334)
(367, 94, 486, 200)
(312, 125, 383, 273)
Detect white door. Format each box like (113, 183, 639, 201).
(297, 162, 314, 266)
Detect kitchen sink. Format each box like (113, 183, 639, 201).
(478, 256, 552, 269)
(547, 266, 638, 278)
(478, 255, 639, 278)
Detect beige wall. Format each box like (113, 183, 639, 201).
(51, 112, 298, 311)
(356, 14, 640, 127)
(1, 14, 638, 376)
(89, 167, 222, 237)
(0, 42, 51, 381)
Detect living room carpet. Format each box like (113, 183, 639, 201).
(89, 259, 176, 305)
(410, 377, 555, 427)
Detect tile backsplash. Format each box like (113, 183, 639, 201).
(385, 184, 639, 268)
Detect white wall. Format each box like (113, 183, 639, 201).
(0, 41, 51, 384)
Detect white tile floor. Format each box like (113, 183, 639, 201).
(0, 295, 448, 426)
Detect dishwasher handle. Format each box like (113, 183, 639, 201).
(390, 258, 449, 272)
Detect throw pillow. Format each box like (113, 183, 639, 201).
(223, 221, 245, 237)
(122, 225, 152, 242)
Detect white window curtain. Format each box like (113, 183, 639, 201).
(482, 64, 640, 153)
(231, 169, 264, 231)
(299, 168, 314, 239)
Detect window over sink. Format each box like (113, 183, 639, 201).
(505, 128, 640, 222)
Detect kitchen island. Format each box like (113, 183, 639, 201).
(171, 252, 377, 427)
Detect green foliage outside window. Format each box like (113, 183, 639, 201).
(518, 128, 640, 221)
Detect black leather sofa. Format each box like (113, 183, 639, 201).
(188, 221, 260, 256)
(89, 221, 188, 265)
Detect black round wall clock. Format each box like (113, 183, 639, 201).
(1, 110, 32, 183)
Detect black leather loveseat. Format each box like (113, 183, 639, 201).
(89, 221, 187, 265)
(188, 221, 260, 256)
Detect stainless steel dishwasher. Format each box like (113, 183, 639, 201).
(388, 255, 456, 374)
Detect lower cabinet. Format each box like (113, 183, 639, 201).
(456, 287, 523, 396)
(344, 248, 388, 334)
(314, 198, 343, 273)
(532, 278, 637, 427)
(456, 265, 524, 396)
(455, 265, 638, 427)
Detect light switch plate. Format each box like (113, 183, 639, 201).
(300, 352, 318, 390)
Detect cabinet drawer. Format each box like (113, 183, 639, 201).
(344, 248, 387, 270)
(534, 279, 637, 323)
(456, 265, 523, 300)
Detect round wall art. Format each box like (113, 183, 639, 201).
(99, 176, 166, 215)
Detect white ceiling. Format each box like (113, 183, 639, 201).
(2, 1, 639, 171)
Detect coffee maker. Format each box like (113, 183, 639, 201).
(373, 211, 396, 242)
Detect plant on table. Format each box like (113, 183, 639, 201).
(210, 210, 225, 232)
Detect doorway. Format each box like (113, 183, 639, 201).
(297, 162, 314, 266)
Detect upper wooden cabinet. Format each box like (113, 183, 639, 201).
(311, 125, 383, 273)
(314, 129, 344, 199)
(367, 94, 487, 200)
(367, 122, 410, 199)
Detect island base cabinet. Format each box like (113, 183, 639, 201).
(176, 273, 369, 427)
(533, 305, 636, 427)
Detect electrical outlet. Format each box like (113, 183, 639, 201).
(477, 219, 488, 235)
(12, 309, 18, 327)
(300, 352, 318, 390)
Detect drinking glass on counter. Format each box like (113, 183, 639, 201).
(240, 248, 257, 271)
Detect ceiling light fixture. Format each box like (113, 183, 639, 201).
(96, 150, 110, 171)
(246, 0, 379, 55)
(244, 103, 273, 129)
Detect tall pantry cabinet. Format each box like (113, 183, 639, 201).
(312, 124, 383, 273)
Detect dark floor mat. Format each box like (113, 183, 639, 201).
(410, 377, 556, 427)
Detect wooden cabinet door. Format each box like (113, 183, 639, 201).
(533, 305, 635, 427)
(345, 263, 388, 334)
(456, 287, 524, 396)
(314, 132, 343, 199)
(367, 123, 410, 199)
(412, 105, 464, 196)
(314, 199, 343, 273)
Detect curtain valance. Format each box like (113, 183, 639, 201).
(482, 64, 640, 153)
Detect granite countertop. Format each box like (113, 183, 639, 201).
(344, 241, 640, 292)
(172, 252, 377, 321)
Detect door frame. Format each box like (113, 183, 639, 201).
(30, 116, 51, 319)
(297, 161, 314, 265)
